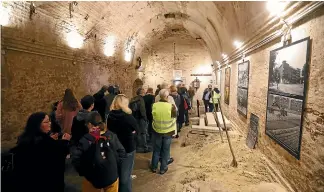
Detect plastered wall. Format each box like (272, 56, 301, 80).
(220, 8, 324, 192)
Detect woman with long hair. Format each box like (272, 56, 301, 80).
(10, 112, 71, 192)
(56, 88, 82, 134)
(107, 94, 138, 192)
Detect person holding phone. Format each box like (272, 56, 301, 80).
(10, 112, 71, 192)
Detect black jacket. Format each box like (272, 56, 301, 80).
(71, 109, 90, 146)
(130, 95, 147, 121)
(71, 131, 126, 188)
(143, 94, 155, 121)
(202, 89, 212, 101)
(10, 134, 69, 192)
(93, 89, 107, 121)
(104, 94, 116, 115)
(107, 110, 138, 153)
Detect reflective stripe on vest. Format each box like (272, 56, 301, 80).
(152, 102, 176, 134)
(210, 91, 221, 104)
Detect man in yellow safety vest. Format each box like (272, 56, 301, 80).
(209, 88, 221, 112)
(150, 89, 177, 174)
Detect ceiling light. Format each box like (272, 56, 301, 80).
(222, 53, 227, 59)
(104, 35, 116, 57)
(234, 40, 243, 49)
(0, 4, 11, 26)
(66, 30, 83, 49)
(125, 51, 132, 62)
(267, 1, 288, 17)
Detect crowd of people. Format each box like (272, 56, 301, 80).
(6, 82, 197, 192)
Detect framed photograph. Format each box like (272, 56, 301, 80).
(266, 94, 304, 158)
(224, 68, 231, 105)
(268, 37, 310, 99)
(266, 36, 310, 159)
(237, 61, 249, 117)
(238, 61, 249, 88)
(173, 70, 182, 80)
(237, 87, 248, 116)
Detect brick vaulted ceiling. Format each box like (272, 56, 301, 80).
(5, 1, 270, 63)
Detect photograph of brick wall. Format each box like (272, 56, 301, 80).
(237, 88, 248, 116)
(237, 61, 249, 116)
(266, 94, 303, 156)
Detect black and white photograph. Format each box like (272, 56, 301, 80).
(238, 61, 249, 88)
(237, 88, 248, 116)
(268, 37, 310, 98)
(266, 94, 303, 158)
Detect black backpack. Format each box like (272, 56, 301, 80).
(82, 136, 118, 189)
(129, 100, 141, 118)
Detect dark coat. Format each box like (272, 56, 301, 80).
(71, 131, 126, 188)
(104, 94, 116, 116)
(93, 89, 107, 121)
(175, 94, 185, 124)
(10, 134, 69, 192)
(143, 94, 155, 121)
(71, 109, 90, 146)
(107, 110, 138, 153)
(130, 95, 147, 121)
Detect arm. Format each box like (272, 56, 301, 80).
(168, 96, 178, 111)
(71, 139, 88, 176)
(111, 133, 126, 160)
(171, 104, 177, 118)
(127, 115, 139, 133)
(140, 98, 147, 121)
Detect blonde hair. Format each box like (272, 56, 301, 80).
(110, 94, 132, 114)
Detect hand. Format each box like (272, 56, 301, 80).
(50, 133, 58, 140)
(62, 133, 71, 141)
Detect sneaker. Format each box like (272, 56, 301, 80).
(168, 157, 174, 165)
(160, 167, 168, 175)
(150, 167, 157, 173)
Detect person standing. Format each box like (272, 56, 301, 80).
(150, 89, 177, 174)
(143, 88, 155, 143)
(108, 94, 138, 192)
(130, 88, 150, 153)
(154, 84, 161, 97)
(170, 85, 184, 136)
(71, 95, 95, 147)
(104, 86, 117, 122)
(202, 84, 213, 113)
(71, 111, 126, 192)
(188, 86, 195, 110)
(209, 88, 221, 112)
(10, 112, 71, 192)
(56, 88, 82, 134)
(93, 86, 108, 121)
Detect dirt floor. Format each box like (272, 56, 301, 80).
(132, 126, 288, 192)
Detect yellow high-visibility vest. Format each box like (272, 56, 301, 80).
(152, 102, 176, 134)
(210, 91, 221, 104)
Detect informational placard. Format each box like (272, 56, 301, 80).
(190, 74, 212, 76)
(246, 113, 259, 149)
(173, 70, 182, 80)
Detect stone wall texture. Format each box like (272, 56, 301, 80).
(142, 33, 214, 100)
(220, 8, 324, 192)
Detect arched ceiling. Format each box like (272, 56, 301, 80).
(32, 1, 269, 63)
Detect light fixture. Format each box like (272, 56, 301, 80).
(266, 1, 288, 17)
(222, 53, 228, 59)
(125, 51, 132, 62)
(66, 30, 84, 49)
(104, 35, 116, 57)
(233, 40, 243, 49)
(0, 4, 11, 26)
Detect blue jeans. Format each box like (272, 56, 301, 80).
(209, 103, 214, 112)
(119, 150, 135, 192)
(136, 119, 148, 151)
(151, 132, 172, 171)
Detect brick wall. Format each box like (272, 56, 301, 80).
(220, 8, 324, 192)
